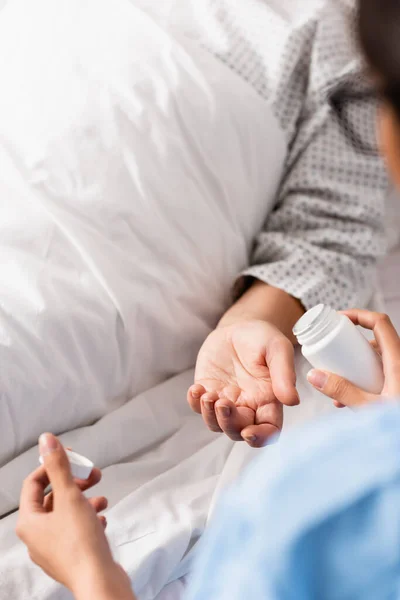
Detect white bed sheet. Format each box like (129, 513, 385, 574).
(2, 255, 400, 600)
(0, 353, 337, 600)
(0, 262, 398, 600)
(0, 0, 398, 595)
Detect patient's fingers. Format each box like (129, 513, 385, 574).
(267, 338, 300, 407)
(240, 401, 283, 447)
(201, 392, 222, 432)
(333, 401, 347, 408)
(256, 401, 283, 431)
(187, 384, 206, 413)
(214, 399, 254, 441)
(241, 423, 281, 448)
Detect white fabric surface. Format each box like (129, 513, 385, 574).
(0, 358, 336, 600)
(0, 0, 286, 466)
(0, 0, 288, 597)
(0, 276, 399, 599)
(1, 291, 397, 600)
(0, 1, 398, 599)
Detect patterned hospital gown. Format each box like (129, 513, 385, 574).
(137, 0, 389, 309)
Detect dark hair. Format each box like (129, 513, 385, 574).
(359, 0, 400, 121)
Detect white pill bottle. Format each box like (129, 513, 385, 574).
(293, 304, 384, 394)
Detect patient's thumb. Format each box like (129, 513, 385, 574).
(39, 433, 74, 490)
(307, 370, 374, 407)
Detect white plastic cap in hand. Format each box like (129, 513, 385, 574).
(39, 448, 94, 480)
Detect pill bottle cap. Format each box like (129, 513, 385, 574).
(39, 449, 93, 480)
(293, 304, 341, 346)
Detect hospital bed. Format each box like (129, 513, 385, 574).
(0, 1, 398, 599)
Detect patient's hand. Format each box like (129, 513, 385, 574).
(188, 320, 299, 447)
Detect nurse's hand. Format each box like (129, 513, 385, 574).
(17, 434, 135, 600)
(187, 319, 299, 447)
(307, 310, 400, 408)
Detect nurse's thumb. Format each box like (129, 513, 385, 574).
(39, 433, 74, 490)
(307, 370, 375, 408)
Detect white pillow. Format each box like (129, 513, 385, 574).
(0, 0, 286, 464)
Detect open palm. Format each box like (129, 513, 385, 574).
(187, 320, 299, 447)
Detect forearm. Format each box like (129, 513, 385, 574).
(218, 280, 304, 342)
(237, 80, 386, 321)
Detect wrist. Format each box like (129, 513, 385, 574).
(218, 281, 304, 341)
(217, 311, 259, 329)
(73, 562, 136, 600)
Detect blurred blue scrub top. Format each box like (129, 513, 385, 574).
(186, 402, 400, 600)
